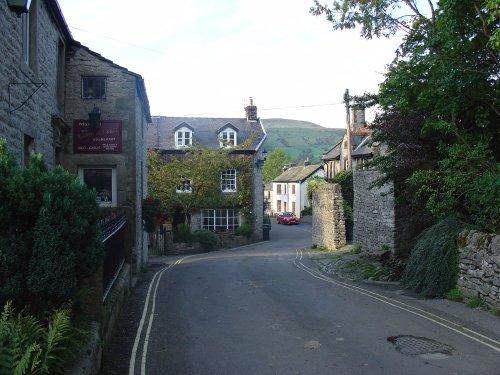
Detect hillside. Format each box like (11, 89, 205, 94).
(261, 118, 344, 164)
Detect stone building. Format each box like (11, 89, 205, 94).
(1, 0, 152, 367)
(63, 42, 151, 273)
(1, 0, 71, 168)
(148, 98, 267, 240)
(272, 161, 324, 218)
(322, 107, 374, 179)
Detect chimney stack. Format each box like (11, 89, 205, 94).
(350, 106, 366, 132)
(245, 97, 258, 122)
(304, 158, 311, 167)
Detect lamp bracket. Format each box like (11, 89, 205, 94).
(8, 82, 47, 114)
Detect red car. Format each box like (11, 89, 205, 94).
(276, 212, 300, 225)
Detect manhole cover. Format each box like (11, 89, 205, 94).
(387, 335, 453, 357)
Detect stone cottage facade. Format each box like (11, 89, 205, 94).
(272, 161, 324, 218)
(1, 0, 71, 168)
(322, 107, 374, 179)
(148, 98, 267, 240)
(63, 43, 151, 273)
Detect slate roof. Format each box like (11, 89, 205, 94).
(352, 135, 373, 158)
(273, 164, 323, 183)
(322, 132, 371, 161)
(148, 116, 266, 152)
(322, 141, 341, 160)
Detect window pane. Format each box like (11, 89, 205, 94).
(83, 169, 113, 202)
(82, 77, 106, 99)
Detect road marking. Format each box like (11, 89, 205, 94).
(129, 255, 194, 375)
(294, 248, 500, 354)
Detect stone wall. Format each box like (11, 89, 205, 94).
(64, 45, 149, 272)
(1, 0, 70, 168)
(312, 183, 346, 250)
(353, 170, 395, 253)
(457, 230, 500, 309)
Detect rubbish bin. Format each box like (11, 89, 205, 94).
(263, 224, 271, 241)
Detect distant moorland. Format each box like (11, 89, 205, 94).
(261, 118, 344, 164)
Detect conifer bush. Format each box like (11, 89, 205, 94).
(401, 217, 467, 298)
(0, 140, 103, 313)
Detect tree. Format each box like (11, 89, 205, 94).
(310, 0, 436, 39)
(313, 0, 500, 232)
(148, 147, 253, 224)
(262, 148, 291, 184)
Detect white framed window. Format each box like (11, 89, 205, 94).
(176, 178, 192, 193)
(175, 129, 192, 148)
(78, 166, 117, 207)
(221, 169, 237, 192)
(201, 209, 239, 232)
(82, 77, 107, 99)
(219, 130, 237, 148)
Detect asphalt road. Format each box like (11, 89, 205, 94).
(106, 222, 500, 375)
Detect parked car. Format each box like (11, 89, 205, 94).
(276, 212, 300, 225)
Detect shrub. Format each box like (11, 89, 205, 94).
(173, 223, 192, 243)
(192, 230, 218, 251)
(0, 142, 103, 313)
(263, 215, 271, 224)
(0, 301, 83, 375)
(301, 206, 312, 216)
(328, 170, 353, 210)
(235, 224, 253, 239)
(401, 217, 467, 298)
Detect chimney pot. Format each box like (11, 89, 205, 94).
(245, 97, 258, 122)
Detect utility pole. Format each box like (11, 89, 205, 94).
(344, 89, 352, 170)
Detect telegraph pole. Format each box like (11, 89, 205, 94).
(344, 89, 352, 170)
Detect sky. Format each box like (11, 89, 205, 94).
(57, 0, 403, 129)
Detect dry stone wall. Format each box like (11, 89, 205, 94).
(457, 230, 500, 309)
(353, 170, 395, 253)
(312, 183, 346, 250)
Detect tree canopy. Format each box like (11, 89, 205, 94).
(312, 0, 500, 232)
(262, 148, 292, 184)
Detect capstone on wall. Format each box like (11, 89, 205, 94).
(312, 183, 346, 250)
(353, 170, 395, 253)
(457, 230, 500, 309)
(0, 0, 69, 168)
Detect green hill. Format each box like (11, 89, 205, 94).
(261, 118, 344, 164)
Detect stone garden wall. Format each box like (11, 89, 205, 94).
(457, 230, 500, 308)
(353, 170, 396, 253)
(312, 183, 346, 250)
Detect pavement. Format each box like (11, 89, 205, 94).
(307, 247, 500, 349)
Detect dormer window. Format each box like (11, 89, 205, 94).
(218, 124, 238, 148)
(174, 124, 193, 148)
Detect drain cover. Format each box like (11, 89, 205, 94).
(387, 335, 453, 357)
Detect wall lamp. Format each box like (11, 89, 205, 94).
(7, 0, 31, 15)
(88, 105, 101, 129)
(255, 149, 268, 168)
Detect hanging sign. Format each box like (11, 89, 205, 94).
(73, 120, 122, 153)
